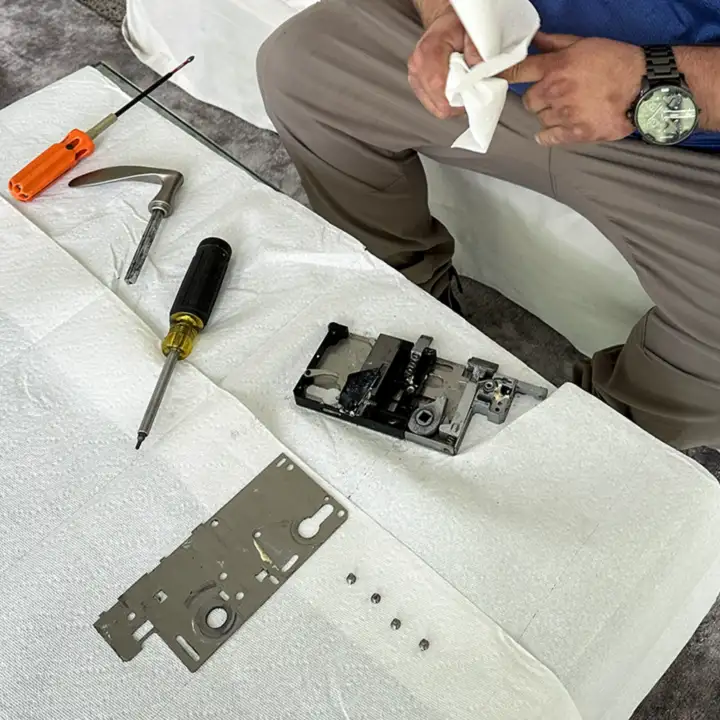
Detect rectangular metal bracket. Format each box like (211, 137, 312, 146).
(295, 323, 549, 455)
(95, 455, 347, 671)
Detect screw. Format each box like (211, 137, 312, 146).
(419, 638, 430, 651)
(390, 618, 401, 630)
(346, 573, 357, 585)
(370, 593, 381, 604)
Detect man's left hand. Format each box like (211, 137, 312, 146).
(502, 32, 645, 146)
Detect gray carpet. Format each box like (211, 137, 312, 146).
(77, 0, 125, 24)
(2, 0, 719, 716)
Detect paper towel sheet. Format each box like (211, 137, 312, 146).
(3, 68, 720, 720)
(0, 199, 580, 720)
(446, 0, 540, 153)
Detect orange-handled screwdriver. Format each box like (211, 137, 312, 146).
(9, 56, 194, 203)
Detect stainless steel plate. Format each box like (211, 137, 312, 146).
(95, 455, 348, 671)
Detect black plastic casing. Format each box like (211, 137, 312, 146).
(170, 237, 232, 326)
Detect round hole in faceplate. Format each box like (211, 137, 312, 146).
(235, 592, 245, 601)
(127, 612, 136, 622)
(253, 531, 261, 538)
(211, 520, 219, 527)
(219, 572, 228, 581)
(206, 607, 229, 629)
(338, 510, 346, 518)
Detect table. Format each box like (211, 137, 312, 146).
(1, 66, 719, 720)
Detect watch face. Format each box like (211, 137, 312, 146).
(635, 85, 698, 145)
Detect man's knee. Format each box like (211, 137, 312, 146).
(257, 7, 325, 117)
(592, 315, 720, 449)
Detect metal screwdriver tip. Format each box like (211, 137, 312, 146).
(167, 56, 195, 75)
(135, 433, 147, 450)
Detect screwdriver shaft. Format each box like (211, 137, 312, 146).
(85, 113, 118, 141)
(136, 349, 179, 449)
(115, 56, 195, 119)
(125, 209, 165, 285)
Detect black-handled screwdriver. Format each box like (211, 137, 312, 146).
(135, 237, 232, 449)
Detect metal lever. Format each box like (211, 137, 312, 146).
(438, 359, 549, 448)
(69, 165, 185, 284)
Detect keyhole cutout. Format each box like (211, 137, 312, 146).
(297, 504, 334, 539)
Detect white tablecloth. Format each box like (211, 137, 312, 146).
(2, 68, 719, 720)
(0, 199, 581, 720)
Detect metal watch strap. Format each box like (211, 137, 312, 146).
(643, 45, 683, 87)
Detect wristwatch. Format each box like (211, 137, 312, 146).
(631, 45, 699, 146)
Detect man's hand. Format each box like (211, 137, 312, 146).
(502, 32, 645, 146)
(408, 8, 481, 119)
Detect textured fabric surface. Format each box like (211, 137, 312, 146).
(0, 0, 718, 717)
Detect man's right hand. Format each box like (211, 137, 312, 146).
(408, 7, 481, 119)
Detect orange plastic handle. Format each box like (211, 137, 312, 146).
(8, 129, 95, 202)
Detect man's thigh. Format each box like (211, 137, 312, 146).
(423, 93, 553, 198)
(263, 0, 550, 189)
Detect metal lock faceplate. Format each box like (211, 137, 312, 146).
(95, 455, 347, 671)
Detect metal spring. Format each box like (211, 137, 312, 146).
(405, 354, 420, 389)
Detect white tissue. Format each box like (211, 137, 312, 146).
(446, 0, 540, 152)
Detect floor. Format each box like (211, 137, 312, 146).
(3, 0, 720, 716)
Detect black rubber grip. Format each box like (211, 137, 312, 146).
(170, 237, 232, 326)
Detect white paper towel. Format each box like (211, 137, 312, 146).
(2, 68, 720, 720)
(0, 198, 581, 720)
(446, 0, 540, 152)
